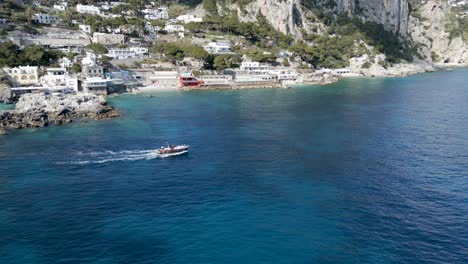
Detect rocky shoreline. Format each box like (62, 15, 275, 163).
(0, 93, 119, 133)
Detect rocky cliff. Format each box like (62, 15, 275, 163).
(222, 0, 466, 64)
(229, 0, 411, 38)
(233, 0, 309, 38)
(0, 93, 120, 131)
(409, 0, 467, 64)
(336, 0, 410, 35)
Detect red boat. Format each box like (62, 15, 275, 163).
(179, 76, 202, 88)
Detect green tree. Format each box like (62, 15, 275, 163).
(70, 64, 82, 74)
(213, 54, 240, 70)
(86, 43, 109, 54)
(203, 0, 217, 14)
(0, 41, 20, 67)
(100, 55, 113, 64)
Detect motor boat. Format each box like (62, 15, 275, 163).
(156, 143, 189, 156)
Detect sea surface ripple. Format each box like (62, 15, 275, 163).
(0, 68, 467, 263)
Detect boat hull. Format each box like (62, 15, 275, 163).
(156, 150, 189, 157)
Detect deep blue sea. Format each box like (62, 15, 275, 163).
(0, 68, 467, 264)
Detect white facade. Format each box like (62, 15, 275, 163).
(79, 24, 92, 34)
(199, 75, 232, 85)
(83, 77, 108, 95)
(176, 15, 203, 24)
(130, 47, 148, 55)
(204, 42, 232, 54)
(53, 2, 68, 11)
(40, 68, 78, 92)
(108, 47, 148, 59)
(268, 70, 299, 81)
(2, 66, 39, 86)
(143, 6, 169, 20)
(76, 4, 101, 15)
(110, 1, 125, 8)
(33, 14, 59, 24)
(164, 25, 185, 33)
(234, 74, 275, 83)
(59, 57, 73, 68)
(240, 62, 270, 74)
(148, 71, 179, 89)
(92, 33, 125, 45)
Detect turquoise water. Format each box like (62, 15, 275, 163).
(0, 103, 14, 110)
(0, 69, 467, 263)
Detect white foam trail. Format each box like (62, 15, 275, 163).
(57, 149, 187, 165)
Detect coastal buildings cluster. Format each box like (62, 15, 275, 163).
(0, 0, 363, 98)
(2, 0, 448, 101)
(0, 51, 355, 96)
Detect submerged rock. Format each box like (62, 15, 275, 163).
(0, 93, 120, 132)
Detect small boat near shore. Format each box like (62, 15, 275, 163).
(156, 143, 189, 156)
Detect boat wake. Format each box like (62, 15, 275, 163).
(57, 149, 186, 165)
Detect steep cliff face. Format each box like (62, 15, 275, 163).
(231, 0, 312, 39)
(220, 0, 466, 64)
(409, 0, 467, 64)
(235, 0, 411, 37)
(336, 0, 410, 35)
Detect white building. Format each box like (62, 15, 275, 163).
(92, 33, 125, 45)
(148, 71, 179, 89)
(164, 24, 185, 33)
(1, 66, 39, 86)
(79, 24, 92, 34)
(240, 62, 270, 74)
(108, 47, 148, 59)
(76, 4, 101, 15)
(41, 68, 68, 86)
(268, 69, 299, 81)
(53, 2, 68, 11)
(332, 68, 361, 77)
(234, 74, 275, 83)
(82, 52, 104, 78)
(157, 7, 169, 19)
(28, 33, 90, 53)
(110, 1, 125, 8)
(130, 47, 148, 56)
(82, 77, 108, 95)
(199, 75, 232, 85)
(40, 68, 79, 92)
(59, 57, 73, 68)
(176, 15, 203, 24)
(204, 42, 232, 54)
(33, 14, 59, 24)
(142, 6, 169, 20)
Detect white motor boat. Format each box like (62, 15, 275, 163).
(156, 143, 189, 156)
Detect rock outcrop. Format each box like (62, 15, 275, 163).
(235, 0, 310, 39)
(232, 0, 411, 38)
(409, 0, 467, 64)
(0, 93, 120, 130)
(336, 0, 411, 35)
(0, 84, 17, 104)
(221, 0, 466, 65)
